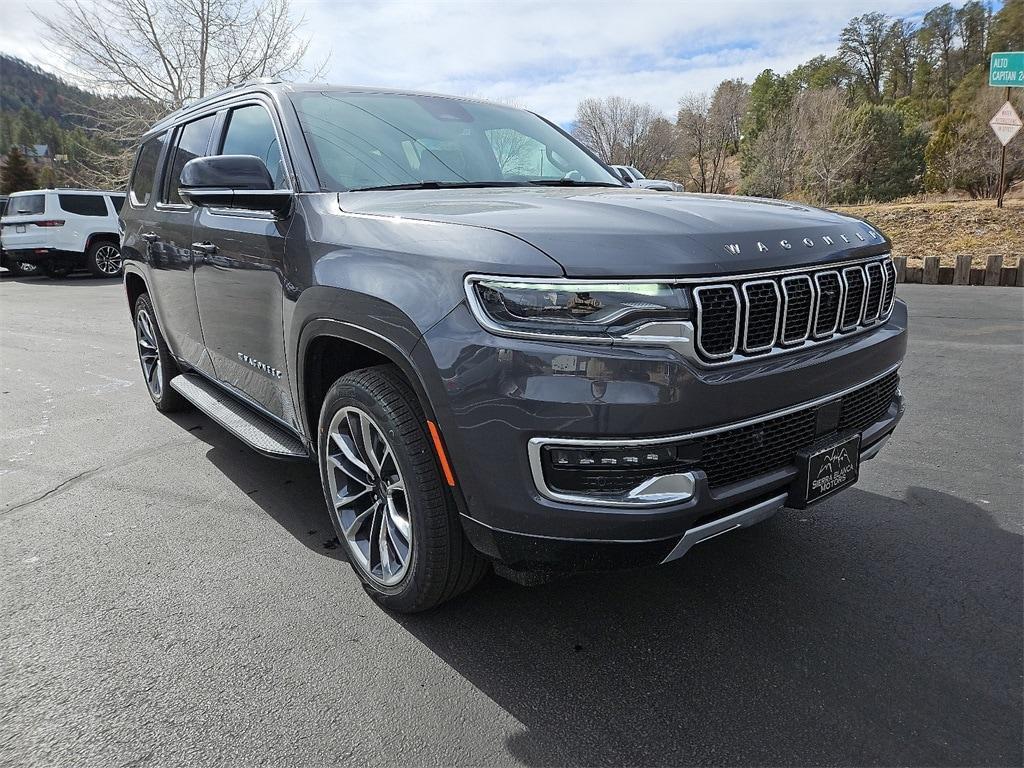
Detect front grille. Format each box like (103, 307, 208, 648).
(693, 285, 740, 358)
(692, 256, 895, 364)
(541, 370, 900, 496)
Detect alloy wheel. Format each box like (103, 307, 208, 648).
(94, 245, 122, 275)
(325, 406, 412, 586)
(135, 309, 163, 398)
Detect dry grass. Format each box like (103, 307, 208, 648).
(835, 199, 1023, 269)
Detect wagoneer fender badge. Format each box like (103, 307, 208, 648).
(238, 352, 283, 379)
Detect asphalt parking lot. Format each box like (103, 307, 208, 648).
(1, 273, 1021, 767)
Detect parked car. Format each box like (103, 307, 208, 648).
(0, 188, 125, 278)
(612, 164, 684, 191)
(122, 82, 907, 612)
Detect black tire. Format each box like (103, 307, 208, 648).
(86, 240, 123, 277)
(44, 260, 72, 278)
(133, 293, 187, 413)
(317, 365, 488, 612)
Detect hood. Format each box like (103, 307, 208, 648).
(335, 187, 889, 277)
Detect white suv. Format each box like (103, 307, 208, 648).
(0, 188, 125, 278)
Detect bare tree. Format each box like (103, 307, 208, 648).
(677, 85, 748, 194)
(572, 96, 677, 176)
(489, 128, 537, 175)
(741, 109, 800, 199)
(793, 89, 866, 204)
(35, 0, 320, 107)
(839, 12, 892, 102)
(711, 79, 750, 155)
(920, 3, 958, 109)
(885, 19, 917, 100)
(33, 0, 323, 186)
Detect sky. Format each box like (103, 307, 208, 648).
(0, 0, 993, 125)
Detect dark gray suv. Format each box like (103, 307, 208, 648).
(122, 82, 907, 611)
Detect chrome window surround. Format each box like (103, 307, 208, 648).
(463, 254, 896, 368)
(779, 274, 815, 345)
(527, 362, 901, 508)
(693, 284, 741, 359)
(740, 280, 781, 354)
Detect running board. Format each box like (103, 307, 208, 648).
(170, 374, 308, 459)
(661, 493, 788, 564)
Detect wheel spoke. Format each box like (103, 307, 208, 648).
(386, 495, 411, 543)
(360, 414, 383, 475)
(330, 432, 371, 478)
(342, 502, 376, 540)
(335, 484, 372, 509)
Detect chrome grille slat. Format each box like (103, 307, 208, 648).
(812, 270, 843, 338)
(840, 266, 867, 331)
(780, 275, 814, 345)
(691, 255, 894, 365)
(863, 262, 884, 323)
(740, 280, 780, 353)
(881, 259, 897, 317)
(693, 285, 740, 359)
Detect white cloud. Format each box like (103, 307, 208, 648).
(3, 0, 960, 123)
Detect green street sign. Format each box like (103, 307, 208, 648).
(990, 52, 1024, 87)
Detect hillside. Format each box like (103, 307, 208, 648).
(0, 55, 104, 130)
(837, 199, 1024, 269)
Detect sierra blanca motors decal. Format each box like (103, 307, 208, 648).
(811, 446, 856, 496)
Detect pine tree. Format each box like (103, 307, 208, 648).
(1, 146, 39, 194)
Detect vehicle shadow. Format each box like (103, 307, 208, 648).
(159, 408, 1024, 765)
(166, 411, 345, 560)
(388, 487, 1022, 767)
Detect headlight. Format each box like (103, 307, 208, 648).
(465, 276, 692, 339)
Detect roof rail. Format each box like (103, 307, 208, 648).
(182, 78, 281, 112)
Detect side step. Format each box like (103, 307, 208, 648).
(170, 373, 308, 459)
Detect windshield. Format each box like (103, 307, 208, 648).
(291, 91, 622, 191)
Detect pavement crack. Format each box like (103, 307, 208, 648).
(2, 468, 97, 515)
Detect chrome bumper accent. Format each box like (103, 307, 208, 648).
(860, 432, 892, 461)
(661, 492, 788, 564)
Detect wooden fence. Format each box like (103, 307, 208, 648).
(892, 255, 1023, 287)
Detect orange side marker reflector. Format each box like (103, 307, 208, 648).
(426, 420, 456, 487)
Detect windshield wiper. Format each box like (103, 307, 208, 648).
(526, 179, 624, 187)
(349, 181, 529, 192)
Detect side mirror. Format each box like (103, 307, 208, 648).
(179, 155, 291, 216)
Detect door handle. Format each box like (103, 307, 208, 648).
(141, 232, 158, 243)
(192, 241, 218, 255)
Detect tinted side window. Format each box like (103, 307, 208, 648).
(58, 194, 107, 216)
(164, 115, 216, 204)
(130, 132, 167, 206)
(108, 194, 126, 212)
(11, 194, 45, 215)
(220, 105, 286, 188)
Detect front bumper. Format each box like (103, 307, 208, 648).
(418, 299, 908, 569)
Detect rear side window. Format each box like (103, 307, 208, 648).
(58, 194, 108, 216)
(220, 105, 286, 188)
(10, 195, 45, 215)
(130, 132, 167, 207)
(163, 115, 216, 204)
(108, 194, 126, 212)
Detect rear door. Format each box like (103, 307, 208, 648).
(123, 125, 213, 371)
(192, 101, 295, 423)
(1, 193, 52, 251)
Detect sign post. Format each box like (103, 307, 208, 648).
(989, 52, 1024, 208)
